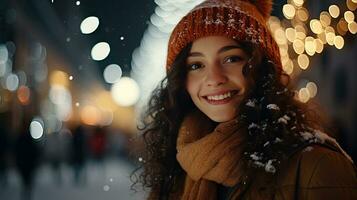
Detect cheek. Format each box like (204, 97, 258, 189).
(185, 76, 198, 99)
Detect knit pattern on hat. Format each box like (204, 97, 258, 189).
(166, 0, 281, 71)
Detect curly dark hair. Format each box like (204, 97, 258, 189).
(130, 41, 327, 199)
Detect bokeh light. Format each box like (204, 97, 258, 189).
(81, 105, 100, 126)
(344, 11, 355, 23)
(17, 85, 31, 105)
(80, 16, 99, 34)
(333, 36, 344, 49)
(297, 54, 309, 69)
(30, 118, 44, 140)
(328, 5, 340, 18)
(50, 70, 69, 87)
(285, 28, 296, 42)
(111, 77, 140, 107)
(292, 0, 304, 7)
(319, 11, 331, 27)
(5, 73, 19, 91)
(304, 36, 316, 56)
(282, 59, 294, 75)
(296, 7, 309, 22)
(310, 19, 323, 34)
(0, 45, 8, 64)
(306, 82, 317, 98)
(298, 87, 310, 103)
(348, 21, 357, 34)
(347, 0, 357, 11)
(103, 64, 122, 84)
(91, 42, 110, 61)
(314, 39, 324, 53)
(283, 4, 296, 19)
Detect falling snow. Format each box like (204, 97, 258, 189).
(103, 185, 110, 191)
(263, 141, 270, 147)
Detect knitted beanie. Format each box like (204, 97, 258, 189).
(166, 0, 281, 71)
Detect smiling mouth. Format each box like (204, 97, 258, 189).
(203, 90, 239, 105)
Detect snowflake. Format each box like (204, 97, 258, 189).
(274, 137, 283, 143)
(248, 123, 259, 129)
(245, 99, 256, 107)
(250, 152, 262, 161)
(263, 141, 270, 147)
(302, 146, 314, 152)
(267, 104, 280, 110)
(265, 160, 276, 173)
(300, 131, 314, 141)
(278, 115, 290, 124)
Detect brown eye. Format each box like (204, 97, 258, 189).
(187, 63, 203, 71)
(224, 56, 243, 63)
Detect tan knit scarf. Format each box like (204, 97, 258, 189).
(176, 110, 246, 200)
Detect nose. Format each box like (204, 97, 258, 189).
(204, 64, 227, 87)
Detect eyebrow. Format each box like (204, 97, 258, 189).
(188, 45, 243, 57)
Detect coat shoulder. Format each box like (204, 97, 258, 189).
(279, 144, 357, 187)
(273, 144, 357, 200)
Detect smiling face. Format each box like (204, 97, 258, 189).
(185, 36, 251, 122)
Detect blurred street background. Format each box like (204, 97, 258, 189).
(0, 0, 356, 200)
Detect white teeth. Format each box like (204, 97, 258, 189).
(207, 91, 234, 101)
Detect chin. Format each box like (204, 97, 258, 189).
(205, 111, 236, 122)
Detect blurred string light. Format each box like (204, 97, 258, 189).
(30, 117, 44, 140)
(91, 42, 110, 61)
(329, 5, 340, 18)
(268, 0, 357, 76)
(131, 0, 204, 115)
(80, 16, 99, 34)
(111, 77, 140, 107)
(76, 1, 80, 6)
(297, 81, 318, 103)
(103, 64, 122, 84)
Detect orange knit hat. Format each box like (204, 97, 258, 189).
(166, 0, 281, 71)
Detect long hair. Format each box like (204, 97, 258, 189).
(131, 41, 327, 199)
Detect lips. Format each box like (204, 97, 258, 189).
(202, 90, 239, 105)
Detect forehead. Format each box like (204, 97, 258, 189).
(190, 36, 239, 52)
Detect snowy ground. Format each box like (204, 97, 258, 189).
(0, 158, 148, 200)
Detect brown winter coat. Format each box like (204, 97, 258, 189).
(228, 143, 357, 200)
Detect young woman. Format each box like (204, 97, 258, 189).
(132, 0, 357, 199)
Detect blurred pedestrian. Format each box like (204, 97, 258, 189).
(71, 125, 87, 185)
(14, 121, 40, 200)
